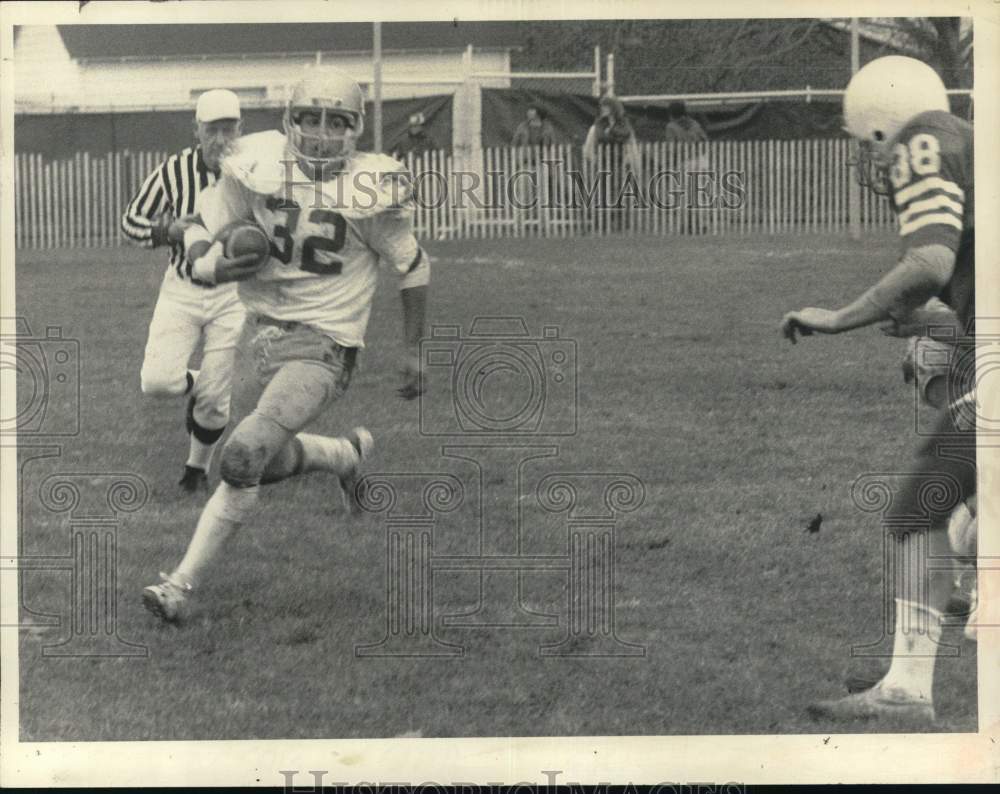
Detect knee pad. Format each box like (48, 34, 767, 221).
(219, 412, 290, 487)
(220, 438, 265, 488)
(190, 402, 228, 444)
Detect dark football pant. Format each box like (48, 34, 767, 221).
(885, 398, 976, 524)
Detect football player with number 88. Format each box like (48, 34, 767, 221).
(780, 56, 976, 723)
(143, 67, 429, 622)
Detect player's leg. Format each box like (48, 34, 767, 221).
(252, 340, 372, 508)
(143, 325, 369, 621)
(845, 339, 968, 693)
(179, 290, 246, 490)
(139, 282, 201, 399)
(150, 361, 362, 606)
(810, 404, 976, 721)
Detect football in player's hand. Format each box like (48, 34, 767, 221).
(223, 223, 271, 266)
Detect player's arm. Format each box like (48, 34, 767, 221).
(783, 127, 964, 343)
(399, 279, 429, 400)
(121, 162, 172, 248)
(781, 245, 955, 342)
(183, 176, 265, 284)
(366, 200, 431, 399)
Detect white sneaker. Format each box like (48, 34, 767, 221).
(340, 427, 374, 515)
(807, 682, 935, 723)
(142, 572, 192, 623)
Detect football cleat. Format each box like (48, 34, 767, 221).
(142, 572, 192, 624)
(339, 426, 373, 515)
(808, 684, 935, 723)
(178, 464, 209, 494)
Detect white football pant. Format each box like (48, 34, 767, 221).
(140, 269, 245, 430)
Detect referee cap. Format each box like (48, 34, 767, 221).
(196, 89, 241, 122)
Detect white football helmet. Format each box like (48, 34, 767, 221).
(284, 68, 365, 170)
(843, 56, 949, 191)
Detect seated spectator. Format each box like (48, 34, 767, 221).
(391, 112, 439, 161)
(512, 105, 559, 148)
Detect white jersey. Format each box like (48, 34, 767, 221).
(193, 130, 425, 348)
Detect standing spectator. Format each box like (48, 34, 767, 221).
(582, 95, 640, 232)
(512, 104, 558, 148)
(664, 101, 709, 233)
(391, 112, 439, 163)
(664, 101, 708, 143)
(121, 89, 246, 493)
(512, 105, 560, 218)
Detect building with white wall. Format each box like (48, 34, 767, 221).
(14, 23, 518, 112)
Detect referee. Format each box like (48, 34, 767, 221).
(122, 89, 246, 493)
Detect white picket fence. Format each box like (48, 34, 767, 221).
(13, 140, 895, 248)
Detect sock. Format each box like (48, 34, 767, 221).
(173, 482, 259, 587)
(186, 435, 218, 471)
(878, 598, 943, 702)
(186, 412, 226, 471)
(185, 369, 200, 395)
(297, 433, 359, 476)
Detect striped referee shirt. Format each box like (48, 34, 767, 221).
(121, 146, 219, 285)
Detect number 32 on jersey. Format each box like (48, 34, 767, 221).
(264, 196, 347, 276)
(889, 133, 940, 191)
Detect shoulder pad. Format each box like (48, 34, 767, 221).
(896, 111, 971, 153)
(320, 151, 414, 219)
(221, 130, 289, 195)
(349, 151, 408, 177)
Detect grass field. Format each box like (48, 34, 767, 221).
(15, 232, 977, 740)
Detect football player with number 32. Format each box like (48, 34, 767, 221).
(143, 68, 429, 622)
(781, 56, 975, 723)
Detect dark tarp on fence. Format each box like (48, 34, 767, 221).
(482, 88, 861, 147)
(14, 94, 454, 158)
(481, 87, 973, 147)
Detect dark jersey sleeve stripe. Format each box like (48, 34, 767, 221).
(184, 150, 197, 216)
(121, 163, 166, 245)
(125, 147, 215, 281)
